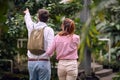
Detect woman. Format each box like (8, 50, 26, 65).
(45, 18, 80, 80)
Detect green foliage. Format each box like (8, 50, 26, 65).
(113, 72, 120, 80)
(0, 13, 27, 59)
(0, 0, 82, 61)
(79, 19, 100, 61)
(0, 0, 14, 35)
(0, 0, 28, 59)
(78, 0, 120, 62)
(97, 0, 120, 47)
(1, 1, 120, 76)
(0, 0, 17, 59)
(0, 0, 9, 23)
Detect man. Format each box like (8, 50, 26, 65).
(24, 8, 54, 80)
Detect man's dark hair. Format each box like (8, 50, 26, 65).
(38, 9, 49, 22)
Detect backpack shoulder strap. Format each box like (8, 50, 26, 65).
(43, 26, 47, 29)
(42, 26, 47, 30)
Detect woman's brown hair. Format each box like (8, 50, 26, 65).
(59, 18, 75, 36)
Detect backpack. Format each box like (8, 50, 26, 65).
(27, 27, 46, 55)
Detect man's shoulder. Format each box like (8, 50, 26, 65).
(45, 26, 54, 31)
(45, 26, 53, 29)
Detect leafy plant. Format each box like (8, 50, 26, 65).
(113, 72, 120, 80)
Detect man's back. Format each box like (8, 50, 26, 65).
(24, 8, 54, 80)
(24, 12, 54, 58)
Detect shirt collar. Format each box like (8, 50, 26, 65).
(37, 21, 47, 28)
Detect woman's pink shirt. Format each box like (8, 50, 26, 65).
(46, 34, 80, 60)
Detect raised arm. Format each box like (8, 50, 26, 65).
(24, 8, 34, 32)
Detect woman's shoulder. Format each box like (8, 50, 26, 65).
(54, 34, 60, 39)
(73, 34, 80, 38)
(73, 34, 80, 43)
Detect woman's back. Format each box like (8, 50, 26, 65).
(54, 34, 79, 60)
